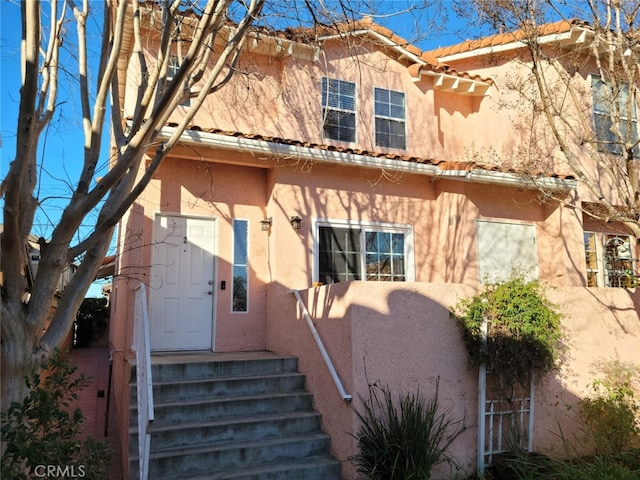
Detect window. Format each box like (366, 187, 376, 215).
(374, 88, 406, 149)
(232, 220, 248, 312)
(316, 222, 412, 284)
(476, 221, 539, 283)
(604, 235, 635, 287)
(583, 232, 599, 287)
(365, 231, 406, 281)
(582, 232, 637, 287)
(168, 55, 191, 107)
(592, 76, 637, 155)
(321, 77, 356, 142)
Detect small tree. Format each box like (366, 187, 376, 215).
(452, 275, 564, 395)
(1, 350, 111, 479)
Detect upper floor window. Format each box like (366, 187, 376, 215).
(168, 55, 192, 107)
(592, 76, 637, 155)
(321, 77, 356, 142)
(374, 87, 406, 149)
(316, 221, 413, 284)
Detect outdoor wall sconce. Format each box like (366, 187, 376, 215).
(260, 217, 272, 231)
(290, 216, 302, 230)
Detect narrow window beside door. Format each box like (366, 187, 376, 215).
(232, 220, 248, 312)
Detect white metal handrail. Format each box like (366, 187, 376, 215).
(291, 289, 352, 402)
(133, 283, 154, 480)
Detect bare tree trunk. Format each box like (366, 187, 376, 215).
(0, 307, 39, 412)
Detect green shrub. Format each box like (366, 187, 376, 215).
(1, 349, 111, 479)
(350, 379, 463, 480)
(499, 450, 640, 480)
(451, 276, 563, 392)
(579, 360, 640, 455)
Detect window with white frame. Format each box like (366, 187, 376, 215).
(232, 219, 248, 312)
(168, 55, 192, 107)
(374, 87, 406, 149)
(321, 77, 357, 142)
(604, 235, 636, 287)
(316, 222, 413, 284)
(592, 76, 638, 155)
(583, 232, 637, 287)
(583, 232, 599, 287)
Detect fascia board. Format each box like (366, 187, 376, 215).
(162, 126, 439, 175)
(438, 27, 594, 63)
(436, 169, 576, 190)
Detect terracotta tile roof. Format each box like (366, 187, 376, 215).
(292, 17, 492, 87)
(135, 4, 492, 91)
(429, 18, 591, 59)
(285, 16, 424, 57)
(408, 61, 494, 88)
(166, 123, 574, 181)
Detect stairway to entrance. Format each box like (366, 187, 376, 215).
(128, 351, 342, 479)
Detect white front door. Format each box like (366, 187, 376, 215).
(150, 215, 216, 351)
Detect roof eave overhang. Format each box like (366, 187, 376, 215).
(412, 70, 492, 96)
(157, 126, 576, 191)
(245, 31, 321, 61)
(438, 26, 595, 63)
(434, 168, 576, 190)
(318, 30, 424, 65)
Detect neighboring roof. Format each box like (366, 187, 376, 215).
(429, 18, 593, 61)
(162, 123, 576, 190)
(95, 255, 115, 280)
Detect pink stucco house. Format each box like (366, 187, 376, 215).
(110, 12, 639, 479)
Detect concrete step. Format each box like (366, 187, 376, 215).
(150, 456, 342, 480)
(129, 411, 322, 451)
(128, 352, 341, 479)
(133, 433, 334, 479)
(130, 391, 314, 428)
(132, 354, 299, 383)
(129, 372, 306, 405)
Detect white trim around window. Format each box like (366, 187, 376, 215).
(373, 87, 407, 150)
(232, 219, 249, 313)
(168, 54, 192, 108)
(321, 77, 357, 143)
(312, 218, 415, 284)
(583, 231, 637, 287)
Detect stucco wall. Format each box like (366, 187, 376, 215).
(265, 160, 587, 290)
(267, 282, 640, 479)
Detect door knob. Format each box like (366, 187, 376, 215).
(208, 280, 214, 285)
